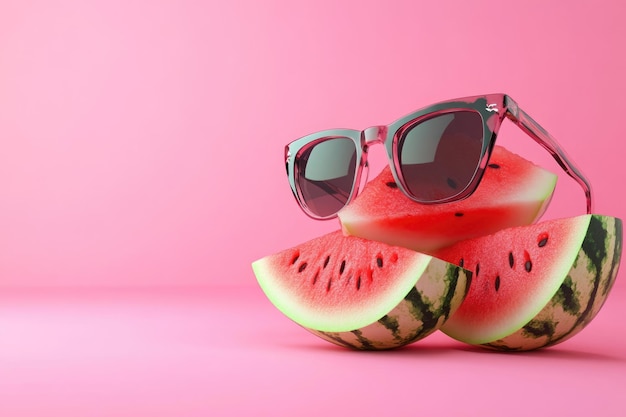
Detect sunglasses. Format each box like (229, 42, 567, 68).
(285, 93, 592, 220)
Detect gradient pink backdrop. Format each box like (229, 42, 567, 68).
(1, 0, 625, 288)
(1, 2, 626, 416)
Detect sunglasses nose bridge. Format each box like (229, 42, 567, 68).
(363, 125, 388, 147)
(361, 125, 388, 167)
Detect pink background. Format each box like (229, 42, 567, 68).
(1, 1, 625, 416)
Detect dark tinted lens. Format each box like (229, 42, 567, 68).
(296, 137, 357, 218)
(398, 111, 484, 202)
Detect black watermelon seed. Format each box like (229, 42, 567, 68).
(508, 252, 514, 268)
(327, 278, 332, 292)
(386, 181, 398, 189)
(323, 255, 330, 269)
(525, 260, 532, 272)
(356, 276, 362, 290)
(538, 234, 548, 247)
(495, 276, 501, 291)
(459, 258, 464, 268)
(339, 260, 346, 275)
(488, 163, 500, 169)
(454, 212, 464, 217)
(376, 256, 383, 268)
(476, 263, 480, 277)
(447, 178, 458, 189)
(298, 262, 307, 272)
(312, 271, 319, 285)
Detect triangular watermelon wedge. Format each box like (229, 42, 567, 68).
(253, 231, 471, 350)
(338, 145, 557, 253)
(434, 214, 622, 350)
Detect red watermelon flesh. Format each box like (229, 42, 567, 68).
(434, 214, 622, 350)
(338, 145, 557, 253)
(252, 230, 471, 350)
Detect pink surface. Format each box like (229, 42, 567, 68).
(1, 287, 626, 416)
(1, 1, 626, 415)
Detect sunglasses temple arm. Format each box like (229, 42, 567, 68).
(505, 101, 593, 214)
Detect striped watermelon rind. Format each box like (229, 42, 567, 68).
(311, 261, 469, 350)
(252, 231, 471, 350)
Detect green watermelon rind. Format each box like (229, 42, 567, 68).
(309, 261, 471, 349)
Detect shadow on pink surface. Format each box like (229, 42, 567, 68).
(1, 285, 624, 416)
(275, 337, 625, 363)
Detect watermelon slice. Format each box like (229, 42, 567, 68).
(338, 145, 557, 253)
(252, 231, 471, 350)
(434, 214, 622, 350)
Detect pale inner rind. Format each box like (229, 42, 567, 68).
(253, 253, 433, 333)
